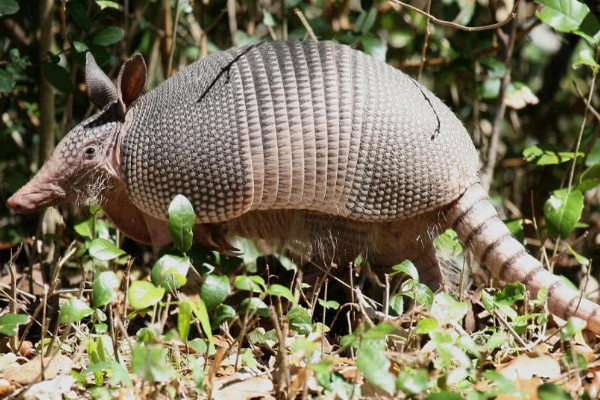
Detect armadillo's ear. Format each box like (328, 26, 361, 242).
(117, 53, 146, 113)
(85, 52, 118, 109)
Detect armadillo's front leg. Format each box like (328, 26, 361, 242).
(447, 183, 600, 334)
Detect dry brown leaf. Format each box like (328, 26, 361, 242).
(496, 377, 542, 400)
(20, 375, 76, 400)
(0, 378, 17, 398)
(3, 355, 73, 384)
(499, 354, 561, 381)
(212, 374, 274, 400)
(505, 85, 539, 109)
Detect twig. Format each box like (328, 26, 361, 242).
(574, 82, 600, 122)
(227, 0, 238, 45)
(493, 309, 529, 349)
(480, 1, 520, 191)
(568, 65, 599, 189)
(167, 0, 181, 76)
(417, 0, 432, 81)
(294, 9, 317, 41)
(269, 307, 290, 399)
(8, 244, 23, 352)
(389, 0, 520, 32)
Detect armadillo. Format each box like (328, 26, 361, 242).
(8, 40, 600, 333)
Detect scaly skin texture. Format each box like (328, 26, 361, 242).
(7, 40, 600, 334)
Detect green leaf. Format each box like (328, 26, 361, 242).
(495, 282, 526, 306)
(95, 1, 121, 9)
(505, 219, 526, 244)
(89, 238, 126, 260)
(391, 260, 419, 281)
(486, 330, 508, 351)
(360, 34, 387, 61)
(364, 322, 395, 340)
(567, 244, 590, 266)
(357, 344, 395, 394)
(267, 284, 295, 303)
(0, 69, 15, 93)
(430, 293, 468, 325)
(544, 189, 584, 239)
(0, 0, 19, 17)
(564, 347, 588, 369)
(536, 0, 590, 33)
(317, 299, 340, 310)
(426, 392, 462, 400)
(213, 304, 236, 326)
(396, 369, 428, 395)
(128, 281, 165, 310)
(287, 306, 312, 335)
(415, 318, 437, 334)
(178, 300, 192, 342)
(578, 163, 600, 192)
(263, 11, 278, 26)
(192, 298, 213, 343)
(68, 1, 90, 32)
(356, 7, 377, 33)
(538, 383, 574, 400)
(74, 216, 95, 239)
(575, 12, 600, 45)
(233, 275, 266, 293)
(93, 271, 120, 307)
(151, 254, 190, 290)
(83, 361, 132, 387)
(131, 344, 173, 382)
(43, 62, 75, 93)
(201, 275, 231, 308)
(91, 26, 125, 46)
(239, 297, 270, 318)
(560, 317, 586, 339)
(59, 299, 93, 324)
(291, 337, 318, 357)
(523, 144, 583, 165)
(434, 229, 464, 256)
(573, 45, 599, 73)
(168, 194, 195, 252)
(0, 313, 28, 336)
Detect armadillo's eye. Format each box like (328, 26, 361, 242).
(83, 146, 96, 160)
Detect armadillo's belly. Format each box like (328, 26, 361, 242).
(122, 40, 480, 224)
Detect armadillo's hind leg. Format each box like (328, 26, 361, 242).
(369, 212, 445, 292)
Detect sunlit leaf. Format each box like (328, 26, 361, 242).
(201, 274, 231, 308)
(168, 194, 195, 252)
(89, 238, 126, 260)
(93, 271, 120, 307)
(536, 0, 590, 33)
(128, 281, 165, 310)
(0, 313, 28, 336)
(59, 299, 93, 324)
(544, 189, 584, 239)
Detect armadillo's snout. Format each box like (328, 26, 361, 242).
(7, 183, 67, 214)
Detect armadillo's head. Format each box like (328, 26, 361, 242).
(7, 52, 146, 214)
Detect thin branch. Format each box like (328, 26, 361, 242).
(389, 0, 520, 32)
(294, 8, 317, 41)
(417, 0, 432, 81)
(567, 53, 599, 190)
(480, 2, 520, 191)
(167, 0, 182, 76)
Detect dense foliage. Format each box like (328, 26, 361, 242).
(0, 0, 599, 398)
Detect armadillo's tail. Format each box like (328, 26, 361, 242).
(446, 183, 600, 335)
